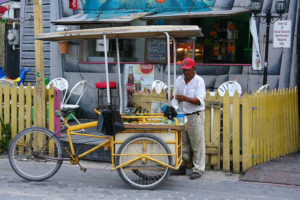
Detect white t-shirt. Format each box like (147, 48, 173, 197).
(174, 74, 206, 114)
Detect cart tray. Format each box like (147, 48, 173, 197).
(124, 124, 185, 131)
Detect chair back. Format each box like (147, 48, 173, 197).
(0, 79, 13, 87)
(64, 80, 87, 106)
(257, 84, 270, 93)
(47, 78, 69, 104)
(151, 80, 167, 94)
(217, 81, 242, 97)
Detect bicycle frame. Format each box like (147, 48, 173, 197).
(53, 110, 183, 171)
(57, 114, 112, 160)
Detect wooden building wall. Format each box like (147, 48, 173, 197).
(0, 23, 5, 66)
(20, 0, 51, 84)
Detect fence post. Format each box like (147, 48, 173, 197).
(222, 91, 230, 172)
(11, 84, 18, 139)
(275, 89, 280, 157)
(242, 92, 252, 172)
(252, 92, 258, 165)
(18, 84, 25, 133)
(258, 92, 265, 164)
(4, 84, 10, 125)
(279, 89, 284, 157)
(262, 91, 268, 163)
(48, 85, 55, 133)
(205, 91, 212, 169)
(25, 83, 32, 129)
(0, 86, 2, 139)
(269, 90, 275, 160)
(291, 88, 297, 152)
(295, 87, 300, 150)
(211, 91, 221, 170)
(33, 0, 45, 129)
(266, 91, 271, 162)
(232, 91, 240, 173)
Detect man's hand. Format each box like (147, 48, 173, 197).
(175, 94, 185, 102)
(176, 94, 201, 105)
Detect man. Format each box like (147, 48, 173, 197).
(174, 58, 206, 179)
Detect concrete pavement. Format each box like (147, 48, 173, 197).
(241, 152, 300, 186)
(1, 154, 300, 200)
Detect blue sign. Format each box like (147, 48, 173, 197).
(80, 0, 216, 14)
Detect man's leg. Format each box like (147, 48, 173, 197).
(187, 112, 205, 174)
(182, 127, 191, 161)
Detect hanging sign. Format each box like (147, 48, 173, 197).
(156, 0, 166, 3)
(72, 0, 78, 10)
(273, 20, 291, 48)
(144, 38, 167, 64)
(250, 16, 262, 70)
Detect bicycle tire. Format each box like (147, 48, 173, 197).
(116, 133, 172, 190)
(131, 169, 163, 180)
(8, 127, 63, 181)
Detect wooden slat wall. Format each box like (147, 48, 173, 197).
(205, 87, 300, 173)
(20, 0, 51, 84)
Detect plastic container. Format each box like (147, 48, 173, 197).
(177, 113, 185, 125)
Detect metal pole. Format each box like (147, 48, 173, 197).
(263, 10, 271, 85)
(164, 32, 171, 102)
(103, 34, 111, 105)
(170, 36, 177, 86)
(192, 39, 196, 59)
(116, 38, 123, 112)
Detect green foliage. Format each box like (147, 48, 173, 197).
(0, 116, 11, 153)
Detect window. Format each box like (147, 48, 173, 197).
(13, 8, 20, 19)
(80, 39, 136, 62)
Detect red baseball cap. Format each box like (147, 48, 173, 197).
(181, 58, 196, 69)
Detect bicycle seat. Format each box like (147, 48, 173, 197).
(55, 108, 76, 118)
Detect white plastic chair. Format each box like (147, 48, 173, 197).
(257, 84, 270, 93)
(0, 79, 14, 87)
(46, 78, 69, 105)
(151, 80, 167, 94)
(217, 81, 242, 97)
(61, 80, 87, 125)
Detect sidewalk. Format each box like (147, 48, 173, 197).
(241, 152, 300, 186)
(65, 119, 300, 186)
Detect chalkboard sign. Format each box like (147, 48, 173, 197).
(144, 38, 167, 64)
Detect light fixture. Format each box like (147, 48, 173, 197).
(250, 0, 288, 85)
(275, 0, 287, 15)
(250, 0, 262, 15)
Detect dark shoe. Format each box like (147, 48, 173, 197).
(190, 172, 202, 180)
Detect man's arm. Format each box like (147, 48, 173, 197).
(175, 94, 200, 105)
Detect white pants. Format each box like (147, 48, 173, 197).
(182, 111, 205, 173)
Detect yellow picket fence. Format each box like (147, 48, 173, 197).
(0, 83, 56, 141)
(1, 82, 299, 174)
(205, 87, 300, 173)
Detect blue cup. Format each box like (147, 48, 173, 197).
(177, 113, 185, 125)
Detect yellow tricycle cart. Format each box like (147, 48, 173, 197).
(8, 26, 202, 189)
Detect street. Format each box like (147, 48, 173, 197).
(0, 158, 300, 200)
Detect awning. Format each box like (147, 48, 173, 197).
(35, 25, 203, 41)
(52, 12, 152, 25)
(143, 8, 250, 20)
(0, 0, 10, 4)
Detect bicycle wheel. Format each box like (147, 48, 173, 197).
(131, 169, 163, 180)
(116, 133, 172, 190)
(9, 127, 63, 181)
